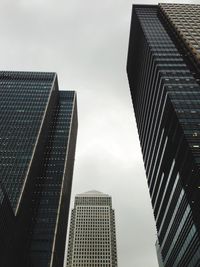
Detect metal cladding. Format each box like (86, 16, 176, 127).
(66, 191, 118, 267)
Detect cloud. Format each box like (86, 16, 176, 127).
(1, 0, 200, 266)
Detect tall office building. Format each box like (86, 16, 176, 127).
(127, 4, 200, 267)
(66, 191, 117, 267)
(0, 71, 77, 267)
(0, 183, 15, 267)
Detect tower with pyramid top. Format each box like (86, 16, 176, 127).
(66, 191, 118, 266)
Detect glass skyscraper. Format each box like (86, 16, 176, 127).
(66, 191, 118, 267)
(127, 4, 200, 267)
(0, 71, 77, 267)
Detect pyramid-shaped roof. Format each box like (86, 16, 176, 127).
(76, 190, 109, 197)
(84, 190, 103, 194)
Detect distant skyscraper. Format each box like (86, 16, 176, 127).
(0, 71, 77, 267)
(127, 4, 200, 267)
(156, 240, 164, 267)
(66, 191, 118, 267)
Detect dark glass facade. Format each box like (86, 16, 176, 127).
(0, 71, 78, 267)
(0, 71, 55, 212)
(0, 183, 15, 267)
(127, 5, 200, 267)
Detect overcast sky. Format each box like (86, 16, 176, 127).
(0, 0, 200, 266)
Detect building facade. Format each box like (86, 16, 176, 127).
(0, 183, 15, 267)
(156, 240, 164, 267)
(127, 4, 200, 267)
(66, 191, 117, 267)
(0, 71, 78, 267)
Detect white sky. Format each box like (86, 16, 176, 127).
(0, 0, 199, 266)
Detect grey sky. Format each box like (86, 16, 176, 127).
(0, 0, 199, 266)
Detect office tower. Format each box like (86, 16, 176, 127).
(127, 4, 200, 267)
(0, 71, 77, 267)
(66, 191, 118, 267)
(0, 183, 15, 267)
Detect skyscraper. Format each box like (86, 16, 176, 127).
(66, 191, 118, 267)
(0, 71, 77, 267)
(0, 183, 15, 267)
(156, 240, 164, 267)
(127, 4, 200, 267)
